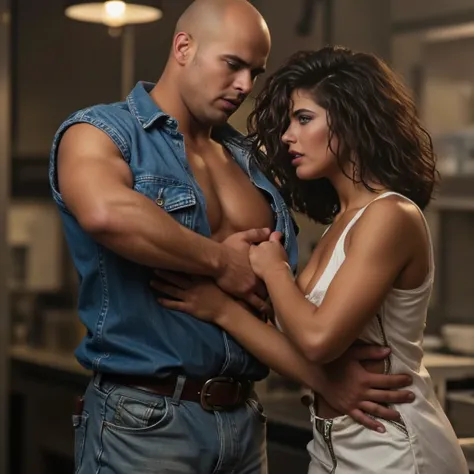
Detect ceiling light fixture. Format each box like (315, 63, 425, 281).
(65, 0, 162, 27)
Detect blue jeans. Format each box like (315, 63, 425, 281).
(73, 374, 268, 473)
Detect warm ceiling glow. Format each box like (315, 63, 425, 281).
(104, 1, 126, 20)
(65, 1, 162, 27)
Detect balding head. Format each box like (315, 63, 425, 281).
(175, 0, 270, 49)
(158, 0, 271, 127)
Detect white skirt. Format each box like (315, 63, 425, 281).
(306, 404, 469, 474)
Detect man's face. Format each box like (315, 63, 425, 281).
(182, 23, 270, 125)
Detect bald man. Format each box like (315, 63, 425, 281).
(49, 1, 414, 472)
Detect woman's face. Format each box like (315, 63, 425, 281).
(281, 89, 339, 180)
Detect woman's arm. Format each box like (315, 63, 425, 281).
(218, 301, 323, 387)
(152, 272, 327, 387)
(151, 270, 415, 431)
(253, 199, 422, 364)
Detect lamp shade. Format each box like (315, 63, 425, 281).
(65, 0, 162, 27)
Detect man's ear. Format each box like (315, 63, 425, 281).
(173, 32, 193, 66)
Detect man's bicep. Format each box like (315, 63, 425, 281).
(57, 123, 133, 220)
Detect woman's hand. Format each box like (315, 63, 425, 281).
(150, 270, 237, 324)
(249, 231, 290, 280)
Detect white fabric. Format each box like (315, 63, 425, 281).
(301, 192, 468, 474)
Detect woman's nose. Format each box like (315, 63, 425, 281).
(282, 127, 295, 144)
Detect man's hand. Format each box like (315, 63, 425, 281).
(316, 345, 414, 432)
(215, 228, 272, 312)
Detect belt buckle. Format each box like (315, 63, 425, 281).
(200, 376, 241, 411)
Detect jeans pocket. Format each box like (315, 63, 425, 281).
(246, 398, 267, 424)
(72, 412, 88, 473)
(104, 393, 173, 433)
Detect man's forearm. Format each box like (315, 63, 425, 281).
(82, 190, 224, 276)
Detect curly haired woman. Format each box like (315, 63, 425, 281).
(154, 46, 468, 473)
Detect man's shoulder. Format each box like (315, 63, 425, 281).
(53, 101, 139, 152)
(62, 100, 133, 128)
(51, 101, 137, 162)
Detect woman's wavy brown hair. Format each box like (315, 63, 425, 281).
(247, 46, 438, 224)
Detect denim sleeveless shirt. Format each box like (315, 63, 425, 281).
(49, 81, 298, 380)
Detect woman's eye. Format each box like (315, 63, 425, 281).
(298, 115, 312, 125)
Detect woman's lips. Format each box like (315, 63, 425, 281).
(291, 154, 304, 166)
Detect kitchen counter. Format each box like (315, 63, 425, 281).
(424, 351, 474, 409)
(9, 344, 88, 376)
(11, 345, 474, 375)
(9, 344, 474, 422)
(424, 351, 474, 375)
(10, 345, 474, 406)
(9, 347, 474, 413)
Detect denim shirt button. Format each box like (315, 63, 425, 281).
(155, 198, 165, 207)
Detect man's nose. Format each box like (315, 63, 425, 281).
(235, 70, 253, 95)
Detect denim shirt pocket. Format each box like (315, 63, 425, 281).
(134, 176, 197, 229)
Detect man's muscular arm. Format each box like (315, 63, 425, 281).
(57, 123, 268, 308)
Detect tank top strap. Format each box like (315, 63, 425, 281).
(334, 191, 434, 278)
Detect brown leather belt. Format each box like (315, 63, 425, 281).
(101, 373, 253, 412)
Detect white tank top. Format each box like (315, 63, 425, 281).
(305, 191, 434, 374)
(303, 191, 468, 473)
